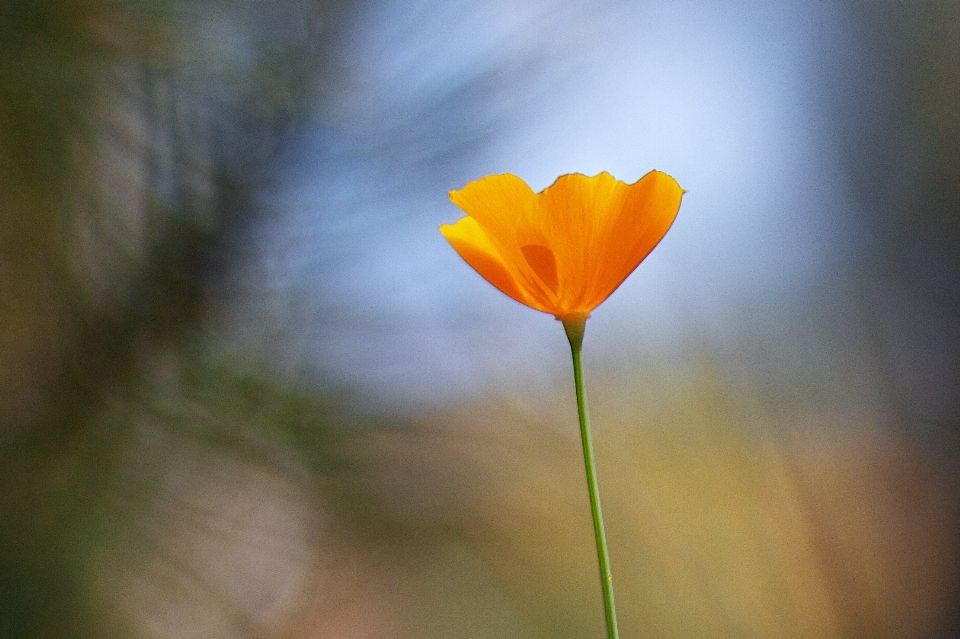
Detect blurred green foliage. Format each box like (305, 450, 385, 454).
(0, 1, 348, 635)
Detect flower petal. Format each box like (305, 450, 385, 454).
(448, 174, 535, 250)
(449, 174, 559, 310)
(528, 172, 630, 312)
(520, 244, 559, 294)
(443, 170, 682, 318)
(593, 170, 683, 303)
(440, 217, 544, 311)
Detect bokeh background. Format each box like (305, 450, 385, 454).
(2, 1, 958, 638)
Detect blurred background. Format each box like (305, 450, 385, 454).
(1, 0, 958, 638)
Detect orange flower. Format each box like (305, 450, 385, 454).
(441, 170, 684, 320)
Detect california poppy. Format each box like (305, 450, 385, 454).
(440, 169, 683, 639)
(441, 171, 684, 321)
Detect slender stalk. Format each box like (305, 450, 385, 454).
(562, 316, 619, 639)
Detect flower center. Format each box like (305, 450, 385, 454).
(520, 244, 558, 293)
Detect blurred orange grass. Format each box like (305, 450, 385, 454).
(441, 171, 684, 320)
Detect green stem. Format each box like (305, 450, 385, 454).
(562, 316, 619, 639)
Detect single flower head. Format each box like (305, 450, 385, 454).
(440, 170, 684, 321)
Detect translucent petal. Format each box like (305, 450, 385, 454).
(443, 171, 683, 317)
(449, 174, 535, 250)
(449, 174, 559, 310)
(440, 217, 544, 311)
(530, 172, 628, 311)
(592, 170, 683, 303)
(520, 244, 559, 294)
